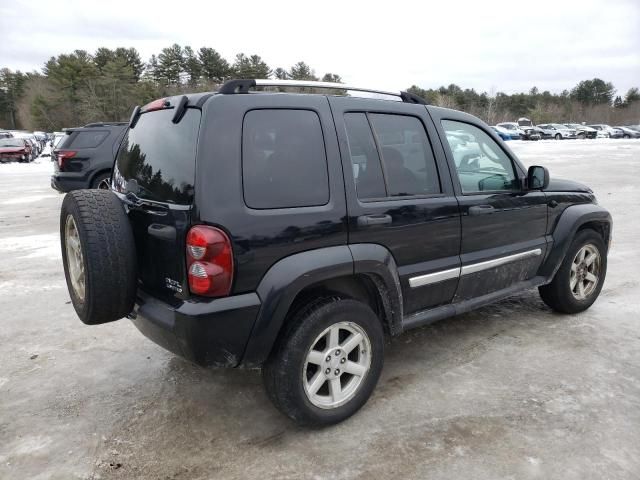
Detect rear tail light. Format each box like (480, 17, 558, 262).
(56, 150, 77, 169)
(186, 226, 234, 297)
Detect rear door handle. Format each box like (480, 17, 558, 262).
(468, 205, 495, 216)
(357, 214, 392, 227)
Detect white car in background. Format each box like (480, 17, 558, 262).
(564, 123, 598, 139)
(537, 124, 578, 140)
(588, 124, 620, 139)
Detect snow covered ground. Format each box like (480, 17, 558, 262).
(1, 139, 639, 479)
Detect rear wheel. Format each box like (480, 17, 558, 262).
(60, 190, 137, 324)
(91, 171, 112, 189)
(539, 229, 607, 313)
(263, 297, 384, 426)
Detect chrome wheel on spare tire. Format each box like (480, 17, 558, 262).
(303, 321, 372, 409)
(263, 297, 384, 426)
(64, 215, 85, 301)
(570, 244, 601, 300)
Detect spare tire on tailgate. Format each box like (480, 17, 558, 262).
(60, 190, 137, 325)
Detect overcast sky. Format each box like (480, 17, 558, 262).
(1, 0, 638, 96)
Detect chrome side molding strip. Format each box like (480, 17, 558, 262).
(408, 267, 461, 288)
(408, 248, 542, 288)
(461, 248, 542, 275)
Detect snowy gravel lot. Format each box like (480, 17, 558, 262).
(1, 140, 639, 479)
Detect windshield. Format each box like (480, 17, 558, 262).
(113, 107, 201, 205)
(0, 139, 24, 147)
(552, 124, 567, 129)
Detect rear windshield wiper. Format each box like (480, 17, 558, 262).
(122, 191, 169, 215)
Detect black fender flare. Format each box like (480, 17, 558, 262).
(539, 203, 612, 280)
(240, 244, 403, 367)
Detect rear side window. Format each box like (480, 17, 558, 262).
(343, 113, 441, 199)
(113, 108, 201, 204)
(67, 130, 109, 149)
(344, 113, 386, 199)
(242, 109, 329, 209)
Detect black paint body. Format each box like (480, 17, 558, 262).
(124, 92, 612, 368)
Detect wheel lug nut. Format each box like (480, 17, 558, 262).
(335, 369, 340, 375)
(340, 358, 346, 364)
(335, 349, 341, 356)
(326, 356, 331, 362)
(325, 368, 331, 375)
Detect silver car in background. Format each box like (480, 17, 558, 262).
(537, 123, 578, 140)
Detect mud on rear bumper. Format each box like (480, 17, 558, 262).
(130, 290, 261, 367)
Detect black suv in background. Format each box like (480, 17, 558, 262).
(60, 80, 611, 426)
(51, 122, 127, 192)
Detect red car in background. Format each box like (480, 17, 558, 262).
(0, 138, 33, 163)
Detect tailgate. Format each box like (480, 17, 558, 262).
(112, 105, 201, 302)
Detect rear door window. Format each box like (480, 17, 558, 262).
(343, 113, 441, 199)
(67, 130, 109, 149)
(242, 109, 329, 209)
(113, 108, 201, 205)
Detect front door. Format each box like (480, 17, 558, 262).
(434, 115, 548, 301)
(329, 97, 461, 315)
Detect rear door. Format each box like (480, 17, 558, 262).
(112, 106, 202, 303)
(432, 111, 548, 301)
(329, 97, 461, 315)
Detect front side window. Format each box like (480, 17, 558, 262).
(442, 120, 519, 194)
(343, 113, 441, 200)
(242, 109, 329, 209)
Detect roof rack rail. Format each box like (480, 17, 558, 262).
(218, 79, 427, 105)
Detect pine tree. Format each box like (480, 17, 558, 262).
(157, 44, 184, 85)
(198, 48, 230, 83)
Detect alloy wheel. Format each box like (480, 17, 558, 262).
(65, 215, 85, 301)
(303, 321, 372, 409)
(570, 244, 600, 300)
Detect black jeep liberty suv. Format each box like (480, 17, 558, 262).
(60, 79, 612, 426)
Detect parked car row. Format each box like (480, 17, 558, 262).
(491, 118, 640, 141)
(0, 129, 50, 162)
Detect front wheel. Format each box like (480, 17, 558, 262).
(539, 229, 607, 313)
(263, 297, 384, 426)
(555, 133, 561, 140)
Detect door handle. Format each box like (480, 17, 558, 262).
(468, 205, 495, 216)
(357, 214, 392, 227)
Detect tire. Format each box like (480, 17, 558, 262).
(555, 133, 561, 140)
(263, 297, 384, 426)
(539, 229, 607, 314)
(623, 134, 630, 139)
(91, 171, 112, 189)
(578, 132, 585, 139)
(60, 190, 137, 325)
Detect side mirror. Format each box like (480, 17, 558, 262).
(528, 165, 549, 190)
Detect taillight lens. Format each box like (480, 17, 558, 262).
(186, 226, 233, 297)
(56, 150, 77, 169)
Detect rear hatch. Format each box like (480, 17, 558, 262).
(112, 105, 201, 303)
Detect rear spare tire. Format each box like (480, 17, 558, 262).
(60, 190, 137, 325)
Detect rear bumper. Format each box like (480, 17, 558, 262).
(130, 290, 261, 367)
(51, 173, 91, 192)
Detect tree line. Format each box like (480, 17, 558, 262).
(1, 45, 638, 131)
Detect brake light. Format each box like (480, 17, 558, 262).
(142, 98, 169, 113)
(56, 150, 77, 169)
(186, 226, 234, 297)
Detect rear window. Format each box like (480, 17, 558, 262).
(66, 130, 109, 149)
(242, 109, 329, 209)
(113, 108, 201, 205)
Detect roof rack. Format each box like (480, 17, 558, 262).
(218, 79, 427, 105)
